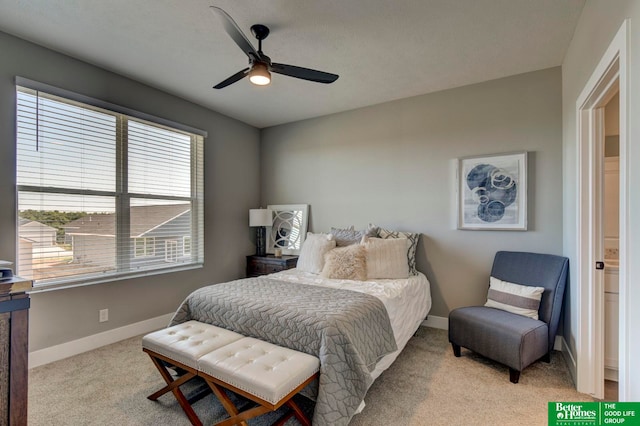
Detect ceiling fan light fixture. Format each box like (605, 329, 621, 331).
(210, 8, 338, 89)
(249, 62, 271, 85)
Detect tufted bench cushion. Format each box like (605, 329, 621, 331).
(143, 321, 319, 426)
(142, 320, 244, 369)
(198, 337, 320, 406)
(142, 321, 245, 426)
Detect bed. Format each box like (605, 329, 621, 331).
(169, 267, 430, 426)
(271, 268, 431, 382)
(170, 269, 431, 425)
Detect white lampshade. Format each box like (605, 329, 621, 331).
(249, 208, 272, 227)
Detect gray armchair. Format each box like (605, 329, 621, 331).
(448, 251, 569, 383)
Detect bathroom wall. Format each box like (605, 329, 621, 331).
(604, 93, 619, 260)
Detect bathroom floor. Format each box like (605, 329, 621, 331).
(604, 380, 618, 401)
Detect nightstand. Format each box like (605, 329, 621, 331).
(246, 255, 298, 277)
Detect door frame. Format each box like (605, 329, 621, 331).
(575, 20, 628, 400)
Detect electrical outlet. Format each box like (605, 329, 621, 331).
(99, 309, 109, 323)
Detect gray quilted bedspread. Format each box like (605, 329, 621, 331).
(169, 277, 397, 426)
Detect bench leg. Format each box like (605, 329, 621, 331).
(207, 378, 312, 426)
(147, 367, 195, 401)
(207, 380, 251, 426)
(214, 405, 270, 426)
(203, 371, 317, 426)
(273, 399, 309, 426)
(146, 353, 203, 426)
(272, 411, 294, 426)
(286, 399, 311, 426)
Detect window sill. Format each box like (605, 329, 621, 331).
(27, 263, 203, 294)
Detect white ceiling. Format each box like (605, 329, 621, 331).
(0, 0, 585, 129)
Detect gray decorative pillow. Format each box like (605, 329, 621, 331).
(378, 227, 420, 275)
(321, 245, 367, 281)
(331, 225, 378, 247)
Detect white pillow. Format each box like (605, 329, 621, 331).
(484, 276, 545, 320)
(363, 237, 409, 279)
(296, 232, 336, 274)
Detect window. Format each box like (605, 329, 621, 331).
(134, 238, 156, 258)
(165, 240, 178, 263)
(16, 79, 205, 289)
(183, 236, 192, 256)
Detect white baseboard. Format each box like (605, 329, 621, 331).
(29, 313, 174, 369)
(29, 312, 573, 370)
(421, 315, 448, 330)
(605, 367, 619, 382)
(558, 336, 577, 385)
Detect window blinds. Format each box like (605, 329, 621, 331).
(16, 84, 204, 288)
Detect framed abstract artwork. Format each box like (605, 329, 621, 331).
(266, 204, 309, 254)
(457, 152, 527, 231)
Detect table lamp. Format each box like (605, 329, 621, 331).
(249, 208, 272, 256)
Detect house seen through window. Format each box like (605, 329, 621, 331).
(16, 81, 205, 288)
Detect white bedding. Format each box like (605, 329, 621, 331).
(269, 268, 432, 381)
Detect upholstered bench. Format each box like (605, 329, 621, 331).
(143, 321, 319, 426)
(142, 320, 244, 426)
(198, 337, 320, 426)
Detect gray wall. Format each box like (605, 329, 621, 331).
(0, 31, 260, 351)
(261, 67, 563, 318)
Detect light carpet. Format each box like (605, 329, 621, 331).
(28, 327, 593, 425)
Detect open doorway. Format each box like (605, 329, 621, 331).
(602, 92, 619, 401)
(575, 21, 628, 401)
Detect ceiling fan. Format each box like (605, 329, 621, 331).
(210, 6, 339, 89)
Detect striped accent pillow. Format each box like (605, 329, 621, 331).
(377, 227, 419, 275)
(484, 276, 545, 320)
(362, 237, 410, 279)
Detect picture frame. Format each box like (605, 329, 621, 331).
(266, 204, 309, 255)
(457, 152, 527, 231)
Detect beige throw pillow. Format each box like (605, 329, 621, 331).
(296, 233, 336, 274)
(363, 237, 410, 279)
(321, 245, 367, 280)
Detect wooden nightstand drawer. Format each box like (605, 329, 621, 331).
(246, 255, 298, 277)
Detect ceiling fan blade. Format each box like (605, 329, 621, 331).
(210, 6, 260, 60)
(271, 63, 339, 84)
(213, 68, 250, 89)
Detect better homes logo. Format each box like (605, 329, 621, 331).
(550, 402, 598, 425)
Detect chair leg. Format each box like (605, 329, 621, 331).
(509, 368, 520, 384)
(451, 343, 461, 357)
